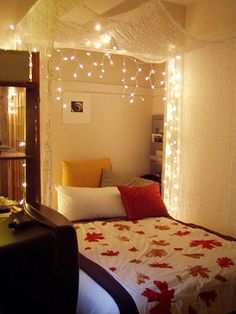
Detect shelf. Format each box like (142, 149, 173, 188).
(0, 152, 34, 160)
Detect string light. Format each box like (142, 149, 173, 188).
(163, 55, 182, 217)
(51, 49, 161, 104)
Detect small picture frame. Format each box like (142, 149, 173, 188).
(152, 133, 163, 143)
(62, 92, 91, 124)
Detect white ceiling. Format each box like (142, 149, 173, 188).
(0, 0, 199, 49)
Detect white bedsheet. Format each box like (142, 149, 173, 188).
(77, 269, 120, 314)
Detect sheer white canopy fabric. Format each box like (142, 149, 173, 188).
(16, 0, 204, 63)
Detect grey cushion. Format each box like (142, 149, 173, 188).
(101, 169, 155, 187)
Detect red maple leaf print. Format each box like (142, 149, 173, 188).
(131, 220, 139, 224)
(174, 248, 183, 251)
(113, 223, 130, 231)
(136, 230, 145, 235)
(183, 253, 204, 259)
(217, 257, 234, 269)
(109, 267, 116, 272)
(129, 246, 139, 252)
(101, 222, 107, 226)
(142, 280, 174, 314)
(149, 262, 173, 269)
(155, 225, 170, 230)
(199, 290, 217, 307)
(215, 274, 227, 282)
(174, 230, 191, 236)
(190, 239, 222, 249)
(189, 265, 210, 279)
(85, 232, 105, 242)
(101, 250, 119, 256)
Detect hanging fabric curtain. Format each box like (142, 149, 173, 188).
(15, 0, 206, 63)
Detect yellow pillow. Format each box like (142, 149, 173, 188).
(61, 158, 112, 187)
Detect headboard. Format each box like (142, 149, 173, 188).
(61, 157, 112, 187)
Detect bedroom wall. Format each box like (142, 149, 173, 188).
(178, 0, 236, 237)
(41, 50, 154, 207)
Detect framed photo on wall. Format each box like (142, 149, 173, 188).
(62, 92, 91, 124)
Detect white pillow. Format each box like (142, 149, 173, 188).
(56, 185, 126, 221)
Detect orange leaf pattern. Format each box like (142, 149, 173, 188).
(145, 248, 167, 258)
(137, 272, 150, 285)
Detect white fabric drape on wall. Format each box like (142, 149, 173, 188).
(179, 39, 236, 237)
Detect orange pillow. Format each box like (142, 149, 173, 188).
(117, 184, 169, 220)
(61, 158, 112, 187)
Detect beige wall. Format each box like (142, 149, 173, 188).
(178, 1, 236, 236)
(41, 49, 155, 207)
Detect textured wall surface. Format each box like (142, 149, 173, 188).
(178, 40, 236, 237)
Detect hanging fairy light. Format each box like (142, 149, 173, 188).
(163, 55, 182, 217)
(51, 48, 159, 106)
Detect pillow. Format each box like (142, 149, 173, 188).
(56, 185, 126, 221)
(117, 184, 168, 220)
(61, 158, 112, 187)
(101, 169, 158, 189)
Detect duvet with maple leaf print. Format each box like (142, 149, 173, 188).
(75, 216, 236, 314)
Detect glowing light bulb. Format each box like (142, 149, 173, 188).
(19, 141, 26, 147)
(95, 42, 102, 49)
(22, 182, 27, 188)
(101, 34, 111, 43)
(73, 73, 77, 78)
(9, 24, 15, 30)
(87, 72, 92, 77)
(85, 40, 91, 47)
(129, 99, 134, 104)
(95, 23, 102, 31)
(63, 103, 67, 109)
(55, 66, 60, 71)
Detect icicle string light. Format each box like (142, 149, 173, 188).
(50, 49, 158, 104)
(163, 55, 182, 216)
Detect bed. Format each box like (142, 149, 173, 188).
(57, 158, 236, 314)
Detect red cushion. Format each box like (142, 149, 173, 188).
(117, 184, 169, 220)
